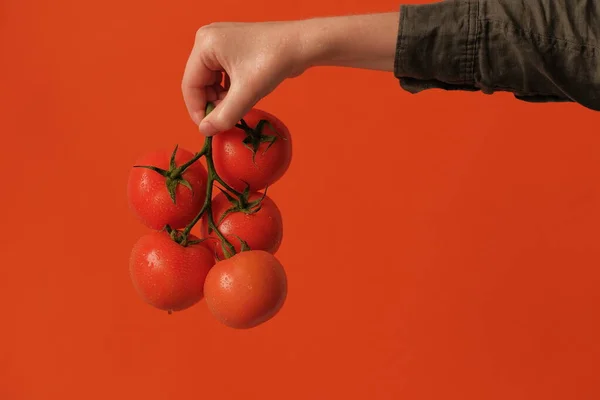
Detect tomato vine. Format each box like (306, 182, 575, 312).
(148, 102, 277, 258)
(127, 101, 291, 326)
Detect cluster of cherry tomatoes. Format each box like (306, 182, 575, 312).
(126, 105, 292, 329)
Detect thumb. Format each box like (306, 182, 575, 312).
(199, 80, 259, 136)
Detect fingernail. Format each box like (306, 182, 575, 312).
(199, 120, 216, 136)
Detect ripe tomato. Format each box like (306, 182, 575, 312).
(127, 147, 208, 230)
(212, 108, 292, 192)
(201, 191, 283, 258)
(129, 231, 215, 312)
(203, 250, 287, 329)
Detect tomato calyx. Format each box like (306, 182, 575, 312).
(234, 118, 286, 164)
(133, 145, 205, 204)
(163, 224, 205, 247)
(214, 236, 252, 262)
(214, 185, 268, 226)
(238, 237, 251, 252)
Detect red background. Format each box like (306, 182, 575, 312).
(1, 0, 599, 399)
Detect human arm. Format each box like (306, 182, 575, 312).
(181, 13, 400, 136)
(182, 0, 600, 136)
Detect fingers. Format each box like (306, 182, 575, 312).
(205, 81, 226, 103)
(181, 47, 222, 125)
(199, 79, 259, 136)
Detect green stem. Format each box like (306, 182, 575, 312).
(173, 147, 207, 175)
(178, 139, 210, 239)
(178, 103, 236, 256)
(203, 147, 236, 256)
(214, 175, 242, 197)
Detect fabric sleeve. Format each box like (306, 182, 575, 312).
(394, 0, 600, 111)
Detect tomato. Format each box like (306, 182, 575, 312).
(129, 231, 215, 312)
(212, 108, 292, 192)
(203, 250, 287, 329)
(127, 147, 208, 230)
(201, 191, 283, 258)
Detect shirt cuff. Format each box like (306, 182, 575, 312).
(394, 0, 479, 94)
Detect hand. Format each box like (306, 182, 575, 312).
(182, 21, 309, 136)
(182, 13, 399, 136)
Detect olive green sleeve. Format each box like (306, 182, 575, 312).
(394, 0, 600, 111)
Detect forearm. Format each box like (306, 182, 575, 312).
(298, 13, 400, 72)
(293, 1, 600, 111)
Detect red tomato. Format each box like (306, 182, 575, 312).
(201, 191, 283, 258)
(129, 231, 215, 312)
(127, 147, 207, 230)
(212, 108, 292, 192)
(203, 250, 287, 329)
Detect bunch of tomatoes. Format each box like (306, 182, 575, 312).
(126, 104, 292, 329)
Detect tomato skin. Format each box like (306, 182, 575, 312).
(129, 231, 215, 312)
(202, 192, 283, 258)
(203, 250, 287, 329)
(212, 109, 292, 192)
(127, 148, 208, 230)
